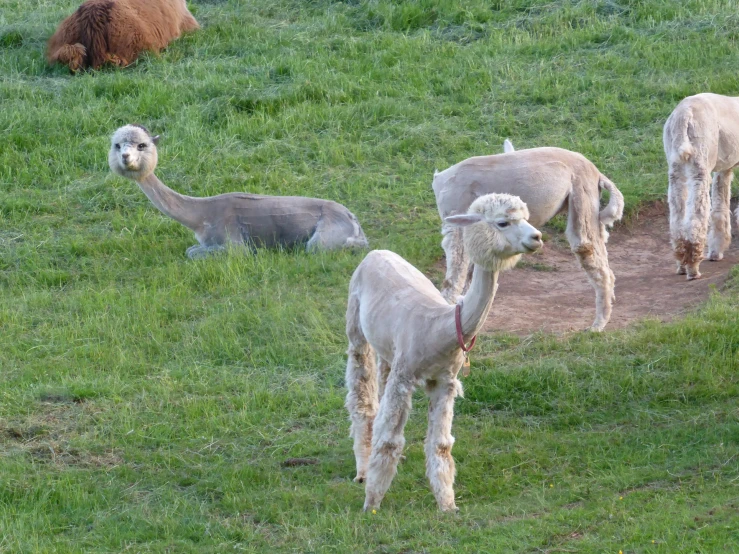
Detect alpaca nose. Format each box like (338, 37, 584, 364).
(525, 230, 543, 252)
(122, 152, 130, 161)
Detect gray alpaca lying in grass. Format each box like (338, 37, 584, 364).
(108, 125, 368, 258)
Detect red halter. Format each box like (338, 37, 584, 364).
(455, 302, 476, 352)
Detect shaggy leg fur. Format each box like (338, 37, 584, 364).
(106, 53, 129, 67)
(424, 377, 462, 511)
(180, 13, 200, 32)
(378, 359, 391, 400)
(345, 295, 378, 484)
(707, 170, 733, 261)
(681, 163, 712, 279)
(363, 368, 414, 511)
(566, 192, 615, 332)
(668, 162, 689, 275)
(571, 237, 614, 332)
(461, 263, 475, 296)
(440, 224, 470, 303)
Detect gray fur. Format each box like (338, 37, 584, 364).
(108, 125, 368, 257)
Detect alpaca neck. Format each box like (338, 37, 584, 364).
(136, 173, 203, 231)
(458, 263, 499, 342)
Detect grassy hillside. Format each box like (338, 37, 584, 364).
(1, 0, 738, 552)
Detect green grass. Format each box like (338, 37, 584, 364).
(1, 0, 738, 552)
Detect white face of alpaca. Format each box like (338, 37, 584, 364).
(445, 205, 543, 257)
(491, 210, 542, 254)
(108, 125, 159, 180)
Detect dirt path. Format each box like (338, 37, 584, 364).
(484, 201, 739, 335)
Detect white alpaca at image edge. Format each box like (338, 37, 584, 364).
(663, 93, 739, 280)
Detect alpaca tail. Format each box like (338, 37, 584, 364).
(345, 212, 369, 249)
(676, 113, 694, 162)
(598, 174, 624, 228)
(677, 138, 694, 162)
(666, 107, 695, 162)
(503, 139, 515, 153)
(77, 0, 114, 69)
(50, 43, 87, 72)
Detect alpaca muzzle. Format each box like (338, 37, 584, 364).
(524, 231, 543, 252)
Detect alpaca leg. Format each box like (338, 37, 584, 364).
(345, 296, 378, 484)
(52, 44, 86, 72)
(573, 241, 613, 332)
(186, 244, 227, 259)
(565, 196, 615, 331)
(680, 164, 711, 280)
(106, 53, 130, 67)
(460, 262, 475, 296)
(440, 224, 470, 303)
(424, 377, 463, 511)
(181, 14, 200, 32)
(707, 170, 733, 261)
(668, 162, 689, 275)
(378, 358, 391, 401)
(364, 369, 414, 511)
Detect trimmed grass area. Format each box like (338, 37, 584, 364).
(1, 0, 738, 551)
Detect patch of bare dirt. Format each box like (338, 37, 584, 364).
(484, 201, 739, 335)
(1, 402, 122, 469)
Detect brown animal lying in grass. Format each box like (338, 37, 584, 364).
(47, 0, 199, 72)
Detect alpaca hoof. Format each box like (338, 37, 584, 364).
(439, 502, 459, 512)
(363, 493, 382, 512)
(587, 324, 605, 332)
(107, 55, 128, 67)
(686, 272, 702, 281)
(362, 502, 380, 513)
(707, 251, 723, 261)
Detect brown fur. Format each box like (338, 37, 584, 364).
(675, 238, 703, 268)
(47, 0, 199, 71)
(575, 243, 595, 257)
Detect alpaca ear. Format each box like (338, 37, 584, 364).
(152, 135, 160, 145)
(503, 139, 515, 153)
(444, 213, 483, 227)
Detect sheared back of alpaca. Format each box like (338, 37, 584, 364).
(47, 0, 199, 71)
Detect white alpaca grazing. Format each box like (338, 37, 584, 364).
(433, 142, 624, 331)
(344, 193, 543, 512)
(663, 93, 739, 280)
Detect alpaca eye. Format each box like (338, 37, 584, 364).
(137, 143, 147, 150)
(115, 144, 120, 150)
(497, 222, 510, 228)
